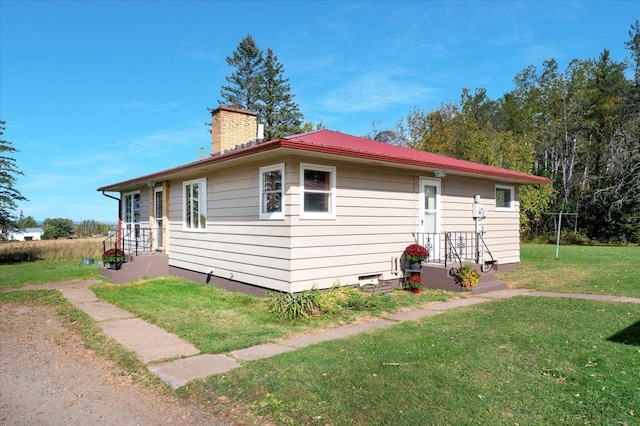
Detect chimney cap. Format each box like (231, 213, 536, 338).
(210, 104, 257, 117)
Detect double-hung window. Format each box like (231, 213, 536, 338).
(300, 163, 336, 219)
(183, 178, 207, 230)
(495, 184, 514, 211)
(260, 164, 285, 220)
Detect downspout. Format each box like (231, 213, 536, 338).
(101, 191, 122, 250)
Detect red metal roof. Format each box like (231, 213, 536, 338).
(98, 128, 550, 192)
(282, 129, 550, 184)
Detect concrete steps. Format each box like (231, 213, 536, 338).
(99, 253, 168, 283)
(419, 263, 507, 294)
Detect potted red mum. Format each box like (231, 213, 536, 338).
(403, 243, 429, 269)
(406, 275, 424, 294)
(102, 248, 126, 270)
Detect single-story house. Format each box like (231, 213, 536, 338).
(98, 105, 550, 293)
(9, 227, 44, 241)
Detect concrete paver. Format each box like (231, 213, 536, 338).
(526, 291, 618, 301)
(59, 287, 98, 303)
(611, 296, 640, 304)
(149, 355, 240, 390)
(426, 297, 490, 310)
(231, 343, 295, 361)
(100, 318, 200, 363)
(74, 301, 137, 322)
(386, 308, 442, 321)
(478, 289, 534, 299)
(280, 319, 394, 348)
(33, 281, 640, 389)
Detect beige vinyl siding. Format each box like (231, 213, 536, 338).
(162, 155, 523, 292)
(288, 161, 418, 291)
(441, 175, 521, 265)
(166, 163, 293, 292)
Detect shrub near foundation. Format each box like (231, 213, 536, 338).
(267, 285, 399, 320)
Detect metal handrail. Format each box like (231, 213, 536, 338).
(416, 231, 493, 273)
(102, 227, 153, 258)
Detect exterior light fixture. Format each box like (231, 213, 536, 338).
(434, 170, 446, 178)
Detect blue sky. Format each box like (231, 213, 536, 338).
(1, 0, 636, 223)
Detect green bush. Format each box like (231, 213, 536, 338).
(267, 285, 398, 320)
(332, 286, 397, 312)
(559, 230, 591, 245)
(267, 287, 329, 320)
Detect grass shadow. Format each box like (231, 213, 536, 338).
(607, 320, 640, 346)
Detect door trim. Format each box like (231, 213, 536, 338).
(154, 186, 163, 251)
(419, 177, 442, 260)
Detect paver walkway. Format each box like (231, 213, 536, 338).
(5, 281, 640, 389)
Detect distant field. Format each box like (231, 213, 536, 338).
(0, 236, 105, 262)
(0, 237, 104, 288)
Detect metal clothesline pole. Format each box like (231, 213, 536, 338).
(543, 212, 578, 258)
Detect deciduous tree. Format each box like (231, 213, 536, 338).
(42, 218, 73, 240)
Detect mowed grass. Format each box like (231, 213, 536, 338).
(92, 277, 451, 354)
(0, 237, 104, 289)
(500, 244, 640, 297)
(0, 260, 101, 289)
(182, 297, 640, 425)
(3, 243, 640, 424)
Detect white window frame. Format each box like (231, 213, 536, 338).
(259, 163, 285, 220)
(300, 163, 336, 220)
(183, 178, 207, 231)
(495, 184, 515, 211)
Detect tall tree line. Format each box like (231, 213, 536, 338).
(216, 34, 304, 141)
(394, 21, 640, 243)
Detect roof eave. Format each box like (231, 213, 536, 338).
(97, 138, 550, 192)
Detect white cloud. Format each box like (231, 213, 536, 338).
(316, 67, 436, 114)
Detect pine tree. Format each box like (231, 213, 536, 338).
(219, 34, 264, 113)
(217, 35, 304, 140)
(0, 121, 28, 236)
(258, 49, 304, 140)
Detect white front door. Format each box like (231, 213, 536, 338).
(420, 178, 441, 261)
(122, 191, 140, 252)
(154, 187, 163, 251)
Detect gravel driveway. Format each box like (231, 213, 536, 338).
(0, 302, 231, 425)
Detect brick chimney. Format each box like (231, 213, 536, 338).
(211, 105, 258, 154)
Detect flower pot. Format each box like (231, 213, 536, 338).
(412, 289, 422, 294)
(410, 262, 422, 270)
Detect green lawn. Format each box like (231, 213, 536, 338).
(500, 244, 640, 297)
(0, 260, 101, 289)
(92, 277, 452, 354)
(182, 296, 639, 425)
(2, 244, 639, 424)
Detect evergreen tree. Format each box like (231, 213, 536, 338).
(217, 35, 304, 140)
(258, 48, 303, 140)
(219, 34, 264, 112)
(0, 121, 28, 236)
